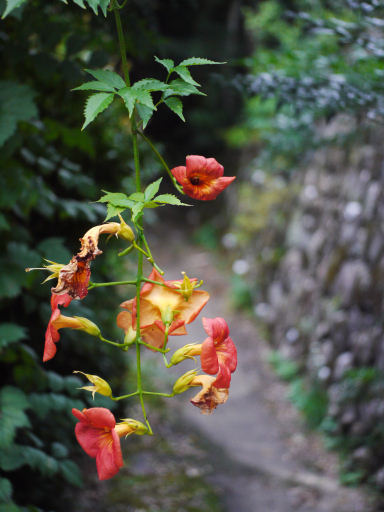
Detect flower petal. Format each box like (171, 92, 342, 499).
(202, 317, 229, 343)
(171, 166, 188, 186)
(200, 337, 219, 375)
(82, 407, 116, 430)
(185, 155, 208, 175)
(95, 429, 123, 480)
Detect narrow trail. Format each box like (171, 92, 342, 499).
(151, 226, 372, 512)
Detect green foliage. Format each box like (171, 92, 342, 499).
(98, 183, 190, 222)
(232, 0, 384, 172)
(82, 92, 114, 130)
(76, 57, 223, 129)
(0, 81, 37, 147)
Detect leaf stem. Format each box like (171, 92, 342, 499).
(142, 391, 175, 398)
(112, 391, 139, 401)
(98, 334, 127, 349)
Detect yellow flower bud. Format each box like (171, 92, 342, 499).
(73, 316, 101, 337)
(117, 213, 135, 242)
(115, 418, 148, 438)
(124, 326, 136, 345)
(170, 343, 202, 366)
(173, 369, 199, 395)
(74, 371, 112, 399)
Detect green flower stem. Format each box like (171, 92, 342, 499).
(143, 278, 167, 287)
(142, 391, 175, 398)
(137, 130, 183, 194)
(132, 241, 150, 258)
(139, 340, 170, 353)
(142, 232, 164, 274)
(118, 245, 134, 257)
(162, 353, 171, 367)
(98, 334, 126, 349)
(112, 391, 139, 401)
(89, 279, 137, 289)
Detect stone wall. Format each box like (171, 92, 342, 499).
(230, 125, 384, 486)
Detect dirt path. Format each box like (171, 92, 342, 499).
(151, 226, 373, 512)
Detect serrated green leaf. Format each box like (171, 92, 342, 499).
(172, 65, 200, 86)
(63, 0, 109, 16)
(0, 323, 26, 348)
(164, 79, 206, 98)
(85, 69, 125, 89)
(82, 92, 114, 130)
(154, 194, 191, 206)
(136, 103, 154, 129)
(105, 203, 125, 221)
(1, 0, 27, 18)
(128, 192, 145, 202)
(72, 81, 115, 92)
(118, 86, 136, 116)
(179, 57, 226, 66)
(133, 78, 168, 92)
(154, 56, 174, 73)
(0, 477, 12, 503)
(164, 97, 185, 121)
(0, 81, 37, 146)
(98, 191, 129, 204)
(132, 87, 155, 110)
(131, 202, 145, 223)
(144, 178, 162, 201)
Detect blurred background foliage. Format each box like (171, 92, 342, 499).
(226, 0, 384, 493)
(0, 0, 247, 510)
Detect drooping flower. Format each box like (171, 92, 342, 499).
(171, 155, 236, 201)
(44, 293, 72, 362)
(189, 375, 229, 414)
(119, 268, 209, 346)
(44, 294, 100, 362)
(72, 408, 147, 480)
(72, 407, 123, 481)
(200, 317, 237, 388)
(52, 220, 134, 300)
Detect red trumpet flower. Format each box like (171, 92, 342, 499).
(171, 155, 235, 201)
(200, 317, 237, 388)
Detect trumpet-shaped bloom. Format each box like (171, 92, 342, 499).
(171, 155, 236, 201)
(119, 269, 209, 343)
(200, 317, 237, 388)
(44, 293, 72, 362)
(44, 299, 100, 362)
(189, 375, 228, 414)
(72, 408, 123, 481)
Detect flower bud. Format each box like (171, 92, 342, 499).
(115, 418, 148, 438)
(161, 305, 174, 326)
(173, 369, 199, 395)
(73, 316, 101, 337)
(124, 326, 136, 345)
(170, 343, 202, 366)
(117, 213, 135, 242)
(74, 371, 112, 399)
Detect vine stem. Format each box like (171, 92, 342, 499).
(137, 130, 184, 194)
(113, 2, 152, 435)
